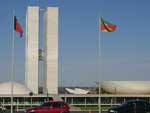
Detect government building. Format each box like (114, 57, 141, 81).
(1, 6, 150, 111)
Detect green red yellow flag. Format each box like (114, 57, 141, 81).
(100, 18, 116, 32)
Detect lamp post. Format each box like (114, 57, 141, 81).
(47, 88, 49, 101)
(96, 81, 101, 113)
(29, 92, 33, 107)
(98, 81, 101, 113)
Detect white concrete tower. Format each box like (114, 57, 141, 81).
(44, 7, 58, 94)
(25, 6, 39, 94)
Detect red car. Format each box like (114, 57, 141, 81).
(25, 101, 70, 113)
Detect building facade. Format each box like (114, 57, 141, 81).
(25, 6, 58, 94)
(25, 6, 39, 94)
(43, 7, 58, 94)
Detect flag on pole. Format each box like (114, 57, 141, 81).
(14, 16, 23, 37)
(100, 18, 116, 32)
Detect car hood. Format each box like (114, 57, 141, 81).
(26, 107, 40, 112)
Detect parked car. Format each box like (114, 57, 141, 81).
(108, 100, 150, 113)
(25, 101, 70, 113)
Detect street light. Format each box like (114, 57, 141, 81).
(29, 92, 33, 107)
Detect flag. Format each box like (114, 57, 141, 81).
(14, 16, 23, 37)
(100, 18, 116, 32)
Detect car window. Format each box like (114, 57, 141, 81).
(53, 102, 60, 108)
(40, 102, 52, 108)
(60, 103, 66, 108)
(121, 102, 128, 107)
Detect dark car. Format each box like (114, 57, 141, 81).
(108, 100, 150, 113)
(25, 101, 70, 113)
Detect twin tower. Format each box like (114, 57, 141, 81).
(25, 6, 58, 94)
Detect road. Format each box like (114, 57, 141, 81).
(1, 110, 107, 113)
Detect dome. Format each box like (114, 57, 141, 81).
(101, 81, 150, 94)
(0, 82, 32, 95)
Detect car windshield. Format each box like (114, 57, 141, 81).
(40, 102, 51, 108)
(120, 102, 128, 107)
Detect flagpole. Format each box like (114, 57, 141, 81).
(11, 11, 15, 113)
(98, 16, 101, 113)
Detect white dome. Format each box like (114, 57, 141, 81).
(101, 81, 150, 94)
(0, 82, 32, 95)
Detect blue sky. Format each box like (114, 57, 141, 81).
(0, 0, 150, 87)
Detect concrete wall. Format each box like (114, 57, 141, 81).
(25, 6, 39, 94)
(43, 7, 58, 94)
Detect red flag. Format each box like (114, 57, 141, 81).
(14, 16, 23, 38)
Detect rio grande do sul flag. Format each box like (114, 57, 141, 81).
(100, 18, 116, 32)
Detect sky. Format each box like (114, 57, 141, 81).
(0, 0, 150, 87)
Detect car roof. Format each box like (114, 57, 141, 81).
(126, 100, 147, 103)
(128, 100, 146, 102)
